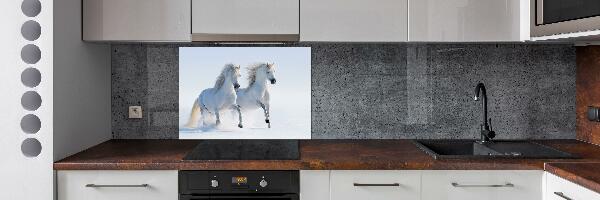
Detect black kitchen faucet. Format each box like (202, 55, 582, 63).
(474, 82, 495, 143)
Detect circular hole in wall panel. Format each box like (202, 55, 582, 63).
(21, 138, 42, 157)
(21, 67, 41, 87)
(21, 91, 41, 111)
(21, 20, 41, 41)
(21, 44, 41, 64)
(21, 0, 41, 17)
(21, 114, 41, 134)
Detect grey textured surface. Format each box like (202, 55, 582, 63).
(112, 45, 179, 139)
(112, 43, 576, 139)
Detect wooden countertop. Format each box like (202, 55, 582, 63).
(54, 139, 600, 171)
(545, 162, 600, 194)
(54, 139, 600, 194)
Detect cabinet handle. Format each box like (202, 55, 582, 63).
(353, 183, 400, 187)
(451, 182, 514, 188)
(85, 184, 149, 188)
(553, 192, 573, 200)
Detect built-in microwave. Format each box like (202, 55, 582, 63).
(532, 0, 600, 37)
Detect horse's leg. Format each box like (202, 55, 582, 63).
(257, 101, 270, 128)
(265, 103, 271, 128)
(214, 109, 221, 126)
(232, 105, 243, 128)
(200, 107, 207, 127)
(263, 92, 271, 128)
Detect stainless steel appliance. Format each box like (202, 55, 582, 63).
(179, 171, 299, 200)
(532, 0, 600, 37)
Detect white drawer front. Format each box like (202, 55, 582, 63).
(545, 172, 600, 200)
(330, 170, 420, 200)
(301, 170, 331, 200)
(422, 170, 543, 200)
(57, 170, 178, 200)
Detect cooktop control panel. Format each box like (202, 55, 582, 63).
(179, 170, 299, 194)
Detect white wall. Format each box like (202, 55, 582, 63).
(0, 0, 109, 198)
(0, 0, 54, 199)
(53, 0, 112, 161)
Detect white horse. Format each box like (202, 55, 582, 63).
(185, 64, 244, 129)
(236, 63, 276, 128)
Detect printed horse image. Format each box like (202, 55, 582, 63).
(185, 64, 244, 129)
(236, 63, 277, 128)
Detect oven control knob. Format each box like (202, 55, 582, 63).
(210, 180, 219, 188)
(259, 179, 268, 188)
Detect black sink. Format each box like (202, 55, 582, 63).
(413, 140, 577, 160)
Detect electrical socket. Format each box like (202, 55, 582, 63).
(129, 106, 143, 119)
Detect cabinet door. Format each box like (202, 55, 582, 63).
(330, 170, 420, 200)
(300, 170, 330, 200)
(409, 0, 529, 41)
(191, 0, 299, 41)
(300, 0, 408, 42)
(57, 170, 178, 200)
(545, 172, 600, 200)
(421, 170, 543, 200)
(83, 0, 191, 41)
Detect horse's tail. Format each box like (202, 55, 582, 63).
(185, 98, 201, 128)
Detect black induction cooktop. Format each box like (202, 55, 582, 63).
(183, 140, 300, 160)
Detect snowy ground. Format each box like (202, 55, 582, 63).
(179, 105, 311, 139)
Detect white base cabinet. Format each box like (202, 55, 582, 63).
(57, 170, 178, 200)
(545, 172, 600, 200)
(56, 170, 600, 200)
(421, 170, 543, 200)
(330, 170, 421, 200)
(300, 170, 546, 200)
(300, 170, 331, 200)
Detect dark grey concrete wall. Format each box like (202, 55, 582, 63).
(111, 43, 576, 139)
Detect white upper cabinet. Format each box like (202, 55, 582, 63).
(300, 0, 408, 42)
(191, 0, 300, 41)
(82, 0, 191, 41)
(80, 0, 532, 42)
(409, 0, 530, 42)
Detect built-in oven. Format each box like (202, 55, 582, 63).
(532, 0, 600, 37)
(179, 171, 299, 200)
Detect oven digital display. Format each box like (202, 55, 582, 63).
(232, 176, 248, 185)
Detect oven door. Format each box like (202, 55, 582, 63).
(180, 194, 299, 200)
(532, 0, 600, 37)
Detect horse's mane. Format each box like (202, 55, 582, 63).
(247, 62, 274, 86)
(214, 64, 237, 89)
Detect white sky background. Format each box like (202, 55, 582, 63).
(179, 47, 311, 139)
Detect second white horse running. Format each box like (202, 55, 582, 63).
(236, 63, 277, 128)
